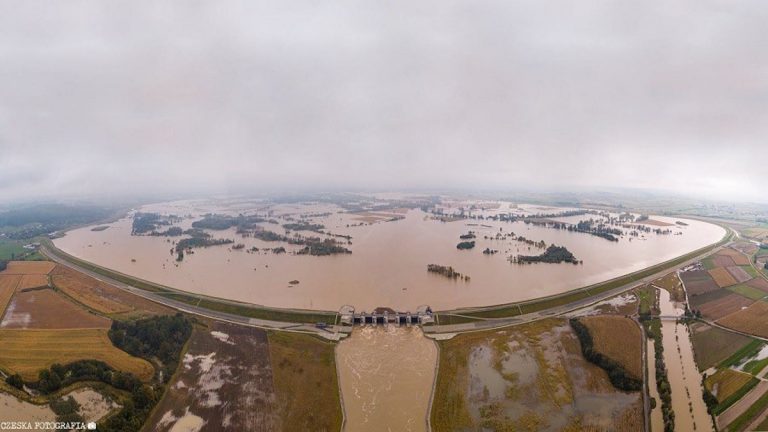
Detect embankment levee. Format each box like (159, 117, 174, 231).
(41, 222, 732, 333)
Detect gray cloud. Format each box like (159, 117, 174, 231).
(1, 0, 766, 202)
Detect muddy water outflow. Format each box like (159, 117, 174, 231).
(658, 288, 714, 432)
(336, 326, 437, 432)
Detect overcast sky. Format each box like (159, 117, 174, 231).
(1, 1, 766, 203)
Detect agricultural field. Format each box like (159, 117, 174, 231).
(718, 301, 768, 338)
(579, 315, 642, 379)
(51, 265, 172, 318)
(0, 288, 111, 329)
(690, 323, 752, 370)
(746, 277, 768, 292)
(706, 369, 755, 404)
(742, 227, 768, 242)
(709, 267, 739, 288)
(146, 322, 281, 432)
(0, 275, 21, 316)
(712, 254, 738, 268)
(0, 328, 153, 381)
(695, 292, 753, 321)
(727, 284, 767, 301)
(431, 318, 642, 432)
(732, 241, 759, 256)
(268, 331, 343, 432)
(1, 261, 55, 275)
(716, 248, 752, 266)
(17, 274, 49, 290)
(680, 270, 720, 296)
(727, 266, 754, 284)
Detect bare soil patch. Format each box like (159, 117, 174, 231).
(717, 248, 751, 266)
(709, 267, 739, 288)
(697, 293, 753, 320)
(746, 278, 768, 293)
(712, 254, 738, 268)
(0, 288, 110, 329)
(681, 270, 721, 296)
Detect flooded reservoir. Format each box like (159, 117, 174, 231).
(658, 288, 714, 431)
(54, 198, 725, 311)
(336, 326, 437, 432)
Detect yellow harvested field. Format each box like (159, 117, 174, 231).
(580, 315, 642, 379)
(718, 301, 768, 338)
(51, 267, 132, 314)
(708, 267, 738, 288)
(1, 261, 56, 275)
(17, 274, 49, 290)
(0, 328, 153, 381)
(0, 275, 21, 317)
(705, 369, 754, 403)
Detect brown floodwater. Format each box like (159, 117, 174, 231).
(658, 288, 714, 432)
(54, 199, 725, 311)
(335, 326, 437, 432)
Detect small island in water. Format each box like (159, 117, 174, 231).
(512, 245, 581, 265)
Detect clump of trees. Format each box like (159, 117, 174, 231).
(131, 212, 179, 235)
(0, 260, 6, 272)
(569, 318, 642, 391)
(109, 313, 193, 382)
(296, 239, 352, 256)
(459, 232, 476, 240)
(283, 222, 325, 232)
(427, 264, 470, 281)
(50, 395, 84, 425)
(456, 241, 476, 250)
(642, 318, 674, 432)
(514, 245, 579, 264)
(5, 373, 22, 389)
(23, 360, 159, 432)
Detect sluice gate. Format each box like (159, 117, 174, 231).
(339, 305, 433, 326)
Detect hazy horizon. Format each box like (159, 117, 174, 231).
(1, 1, 766, 204)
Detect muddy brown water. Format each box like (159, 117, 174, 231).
(54, 199, 724, 311)
(658, 288, 714, 432)
(336, 326, 437, 432)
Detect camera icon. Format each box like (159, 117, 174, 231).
(87, 422, 97, 430)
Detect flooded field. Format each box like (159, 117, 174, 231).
(54, 197, 725, 311)
(0, 386, 116, 428)
(336, 326, 437, 432)
(658, 288, 714, 431)
(146, 322, 280, 432)
(431, 318, 643, 431)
